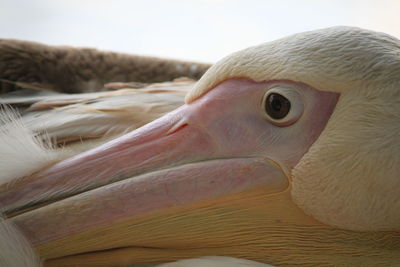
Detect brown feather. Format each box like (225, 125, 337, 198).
(0, 39, 210, 94)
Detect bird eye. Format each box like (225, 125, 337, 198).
(265, 93, 291, 120)
(263, 87, 304, 126)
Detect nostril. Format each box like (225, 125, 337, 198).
(167, 120, 188, 135)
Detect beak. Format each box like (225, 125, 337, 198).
(2, 79, 339, 266)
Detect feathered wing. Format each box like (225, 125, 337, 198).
(0, 105, 60, 185)
(0, 107, 45, 267)
(0, 80, 190, 154)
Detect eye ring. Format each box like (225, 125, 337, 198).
(262, 87, 304, 126)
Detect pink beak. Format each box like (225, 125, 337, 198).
(1, 79, 338, 262)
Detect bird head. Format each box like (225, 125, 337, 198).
(2, 26, 399, 266)
(188, 26, 400, 231)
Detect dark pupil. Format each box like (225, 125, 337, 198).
(265, 93, 291, 120)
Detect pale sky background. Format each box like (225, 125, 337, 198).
(0, 0, 399, 63)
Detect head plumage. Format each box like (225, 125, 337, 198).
(188, 26, 400, 231)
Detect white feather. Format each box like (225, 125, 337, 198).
(0, 215, 41, 267)
(0, 106, 60, 185)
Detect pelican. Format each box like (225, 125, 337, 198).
(0, 26, 399, 267)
